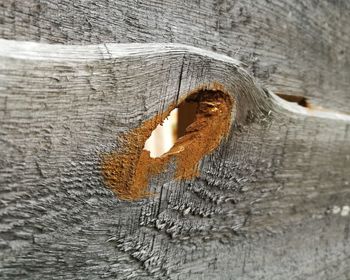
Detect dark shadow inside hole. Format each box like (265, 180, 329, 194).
(177, 100, 198, 138)
(276, 93, 310, 108)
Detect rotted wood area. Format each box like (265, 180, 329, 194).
(102, 85, 234, 201)
(0, 40, 349, 279)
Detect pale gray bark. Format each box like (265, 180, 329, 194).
(0, 40, 349, 279)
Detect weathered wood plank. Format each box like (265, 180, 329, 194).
(0, 0, 349, 112)
(0, 40, 349, 279)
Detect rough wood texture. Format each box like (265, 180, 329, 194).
(0, 40, 349, 279)
(0, 0, 349, 112)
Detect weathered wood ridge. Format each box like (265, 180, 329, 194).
(0, 1, 350, 279)
(1, 0, 350, 112)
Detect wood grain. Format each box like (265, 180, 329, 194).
(0, 0, 349, 112)
(0, 40, 349, 279)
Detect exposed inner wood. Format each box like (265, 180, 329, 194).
(101, 85, 233, 201)
(143, 107, 178, 158)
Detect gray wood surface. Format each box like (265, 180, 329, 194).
(0, 0, 349, 112)
(0, 39, 349, 279)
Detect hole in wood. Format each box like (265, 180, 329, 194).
(101, 83, 234, 201)
(143, 108, 178, 158)
(276, 93, 310, 108)
(143, 99, 198, 158)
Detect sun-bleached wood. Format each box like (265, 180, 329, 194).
(0, 40, 349, 279)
